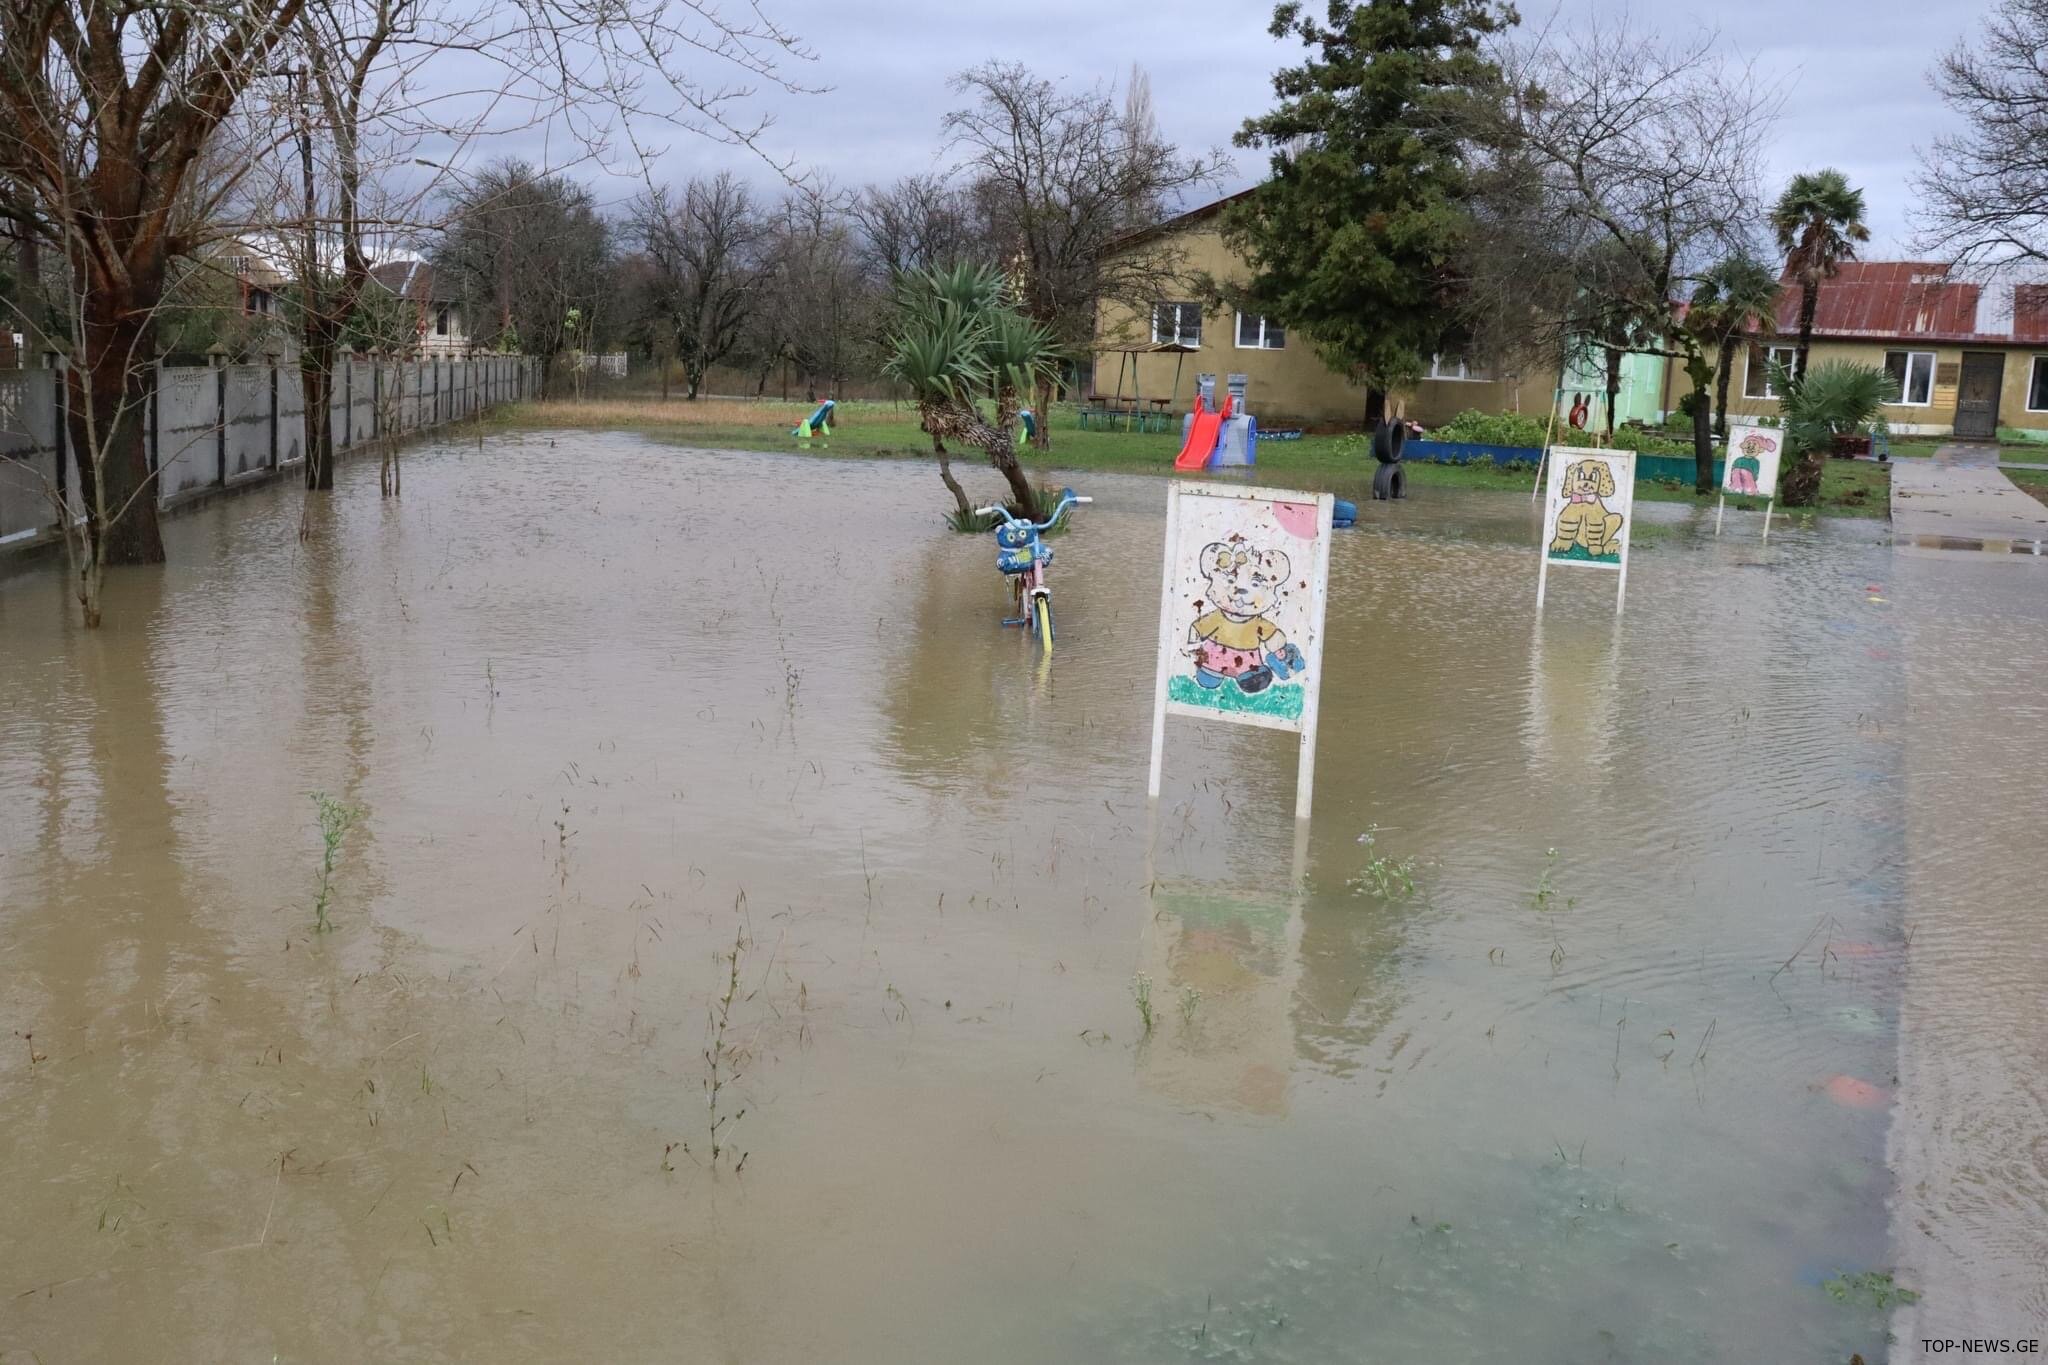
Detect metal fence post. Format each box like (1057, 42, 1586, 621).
(216, 361, 228, 487)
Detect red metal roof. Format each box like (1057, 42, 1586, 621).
(1758, 261, 2040, 345)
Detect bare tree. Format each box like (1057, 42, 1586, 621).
(758, 189, 872, 400)
(1466, 18, 1779, 489)
(943, 61, 1225, 447)
(0, 0, 308, 569)
(436, 161, 614, 391)
(1916, 0, 2048, 268)
(848, 174, 987, 280)
(630, 174, 764, 400)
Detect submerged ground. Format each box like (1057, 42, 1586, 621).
(1, 429, 2041, 1362)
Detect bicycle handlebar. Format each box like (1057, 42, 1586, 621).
(975, 489, 1091, 530)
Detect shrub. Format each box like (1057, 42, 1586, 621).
(1607, 425, 1694, 456)
(1426, 409, 1549, 449)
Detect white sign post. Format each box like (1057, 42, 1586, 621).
(1536, 447, 1636, 614)
(1146, 482, 1335, 821)
(1716, 423, 1783, 538)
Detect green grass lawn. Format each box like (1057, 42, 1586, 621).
(2004, 466, 2048, 508)
(489, 397, 1891, 518)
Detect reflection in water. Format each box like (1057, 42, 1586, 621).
(1522, 611, 1623, 777)
(0, 433, 2031, 1362)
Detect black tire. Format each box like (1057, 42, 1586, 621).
(1373, 462, 1408, 500)
(1371, 420, 1407, 465)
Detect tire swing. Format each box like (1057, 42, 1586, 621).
(1371, 419, 1407, 500)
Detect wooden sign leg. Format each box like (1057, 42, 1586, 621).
(1714, 494, 1725, 535)
(1762, 500, 1773, 540)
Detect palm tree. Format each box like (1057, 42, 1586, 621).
(1690, 253, 1783, 438)
(883, 264, 1057, 518)
(1770, 170, 1870, 383)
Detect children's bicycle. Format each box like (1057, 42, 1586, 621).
(977, 488, 1091, 652)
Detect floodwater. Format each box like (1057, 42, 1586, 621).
(0, 431, 2039, 1363)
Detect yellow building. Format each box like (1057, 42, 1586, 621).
(1715, 261, 2048, 440)
(1090, 192, 1559, 428)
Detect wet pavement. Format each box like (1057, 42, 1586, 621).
(0, 429, 2041, 1362)
(1890, 443, 2048, 547)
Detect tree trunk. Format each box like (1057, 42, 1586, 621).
(986, 437, 1037, 517)
(68, 280, 165, 567)
(1364, 388, 1386, 428)
(1714, 337, 1738, 439)
(686, 362, 703, 400)
(1780, 442, 1824, 507)
(301, 321, 341, 491)
(1686, 353, 1715, 493)
(932, 434, 972, 516)
(1031, 376, 1054, 451)
(1604, 346, 1623, 438)
(1795, 282, 1818, 384)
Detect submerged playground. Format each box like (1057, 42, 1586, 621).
(3, 399, 2038, 1360)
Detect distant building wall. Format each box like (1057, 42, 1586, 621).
(1091, 222, 1559, 427)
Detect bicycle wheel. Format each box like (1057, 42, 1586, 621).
(1034, 594, 1054, 652)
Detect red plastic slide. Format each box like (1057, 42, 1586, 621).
(1172, 394, 1234, 469)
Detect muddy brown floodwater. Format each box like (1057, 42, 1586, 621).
(2, 431, 2042, 1363)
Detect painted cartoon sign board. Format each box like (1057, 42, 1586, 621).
(1147, 482, 1334, 820)
(1717, 422, 1781, 538)
(1537, 447, 1635, 612)
(1722, 423, 1782, 499)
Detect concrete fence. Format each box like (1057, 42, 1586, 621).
(0, 354, 539, 549)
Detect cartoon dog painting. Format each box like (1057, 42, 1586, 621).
(1549, 458, 1625, 561)
(1188, 539, 1306, 695)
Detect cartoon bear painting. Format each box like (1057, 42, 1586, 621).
(1548, 458, 1625, 562)
(1187, 539, 1306, 695)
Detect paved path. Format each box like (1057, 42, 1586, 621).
(1889, 442, 2048, 546)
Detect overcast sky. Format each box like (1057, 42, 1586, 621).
(543, 0, 1988, 258)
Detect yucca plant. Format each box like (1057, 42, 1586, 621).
(1776, 359, 1891, 506)
(884, 264, 1057, 519)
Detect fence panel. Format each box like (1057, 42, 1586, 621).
(276, 367, 307, 467)
(0, 369, 59, 543)
(155, 365, 216, 502)
(225, 366, 269, 482)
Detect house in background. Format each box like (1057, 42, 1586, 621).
(1091, 193, 1559, 427)
(1722, 261, 2048, 439)
(367, 259, 469, 355)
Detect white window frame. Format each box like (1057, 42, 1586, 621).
(1744, 343, 1798, 399)
(2027, 356, 2048, 413)
(1234, 312, 1285, 350)
(1150, 301, 1201, 347)
(1427, 353, 1491, 382)
(1884, 349, 1937, 407)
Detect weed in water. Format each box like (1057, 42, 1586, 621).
(1177, 985, 1202, 1029)
(1821, 1271, 1919, 1311)
(1351, 826, 1419, 900)
(701, 919, 750, 1170)
(1131, 973, 1155, 1034)
(308, 791, 365, 933)
(1532, 847, 1565, 910)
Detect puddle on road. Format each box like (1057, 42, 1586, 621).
(0, 430, 2018, 1362)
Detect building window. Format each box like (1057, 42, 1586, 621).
(1884, 350, 1936, 406)
(1743, 343, 1797, 398)
(245, 287, 272, 317)
(2028, 357, 2048, 412)
(435, 306, 451, 337)
(1235, 313, 1285, 350)
(1150, 302, 1201, 347)
(1427, 353, 1491, 381)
